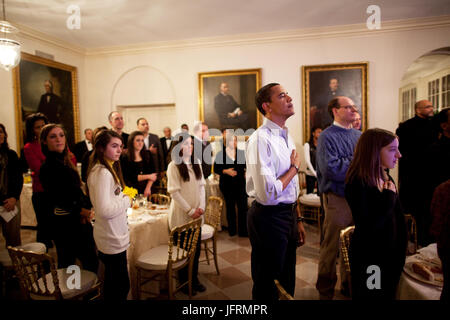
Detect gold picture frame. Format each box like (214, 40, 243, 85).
(198, 68, 262, 136)
(13, 52, 80, 150)
(302, 62, 368, 143)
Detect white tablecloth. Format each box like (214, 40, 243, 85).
(396, 243, 443, 300)
(126, 208, 170, 299)
(19, 183, 37, 227)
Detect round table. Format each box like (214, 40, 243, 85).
(396, 243, 443, 300)
(126, 206, 170, 299)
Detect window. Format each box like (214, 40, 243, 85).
(442, 74, 450, 109)
(401, 87, 416, 121)
(428, 79, 440, 110)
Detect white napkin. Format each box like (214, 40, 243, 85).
(0, 205, 18, 223)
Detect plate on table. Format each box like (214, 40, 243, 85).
(403, 260, 444, 287)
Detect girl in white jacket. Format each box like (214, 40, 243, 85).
(87, 130, 131, 300)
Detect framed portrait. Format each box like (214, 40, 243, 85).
(198, 68, 262, 135)
(13, 52, 80, 150)
(302, 62, 368, 143)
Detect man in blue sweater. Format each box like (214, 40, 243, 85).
(315, 96, 361, 299)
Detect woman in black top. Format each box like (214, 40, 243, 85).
(121, 131, 157, 197)
(345, 128, 407, 300)
(214, 129, 247, 237)
(39, 124, 98, 272)
(0, 124, 23, 247)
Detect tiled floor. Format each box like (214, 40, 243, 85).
(1, 222, 350, 300)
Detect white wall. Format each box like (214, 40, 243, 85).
(83, 22, 450, 148)
(1, 18, 450, 183)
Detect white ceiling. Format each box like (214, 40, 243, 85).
(4, 0, 450, 49)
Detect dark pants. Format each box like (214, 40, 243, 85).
(305, 175, 317, 194)
(221, 185, 248, 236)
(247, 201, 298, 300)
(98, 250, 129, 301)
(173, 227, 202, 286)
(31, 192, 54, 248)
(0, 202, 21, 247)
(53, 215, 98, 273)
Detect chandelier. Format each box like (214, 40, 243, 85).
(0, 0, 20, 71)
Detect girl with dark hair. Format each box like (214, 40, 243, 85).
(303, 126, 322, 194)
(345, 128, 407, 300)
(0, 124, 23, 247)
(214, 129, 247, 237)
(120, 131, 157, 197)
(23, 113, 54, 248)
(167, 133, 206, 295)
(87, 130, 131, 300)
(39, 124, 98, 272)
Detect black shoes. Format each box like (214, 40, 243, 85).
(193, 282, 206, 293)
(180, 282, 206, 295)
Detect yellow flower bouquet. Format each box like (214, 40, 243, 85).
(123, 186, 138, 200)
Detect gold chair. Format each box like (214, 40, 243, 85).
(339, 226, 355, 297)
(154, 172, 168, 195)
(199, 196, 223, 275)
(7, 246, 100, 300)
(297, 171, 322, 234)
(0, 242, 47, 298)
(136, 218, 202, 300)
(274, 279, 294, 300)
(150, 193, 171, 206)
(404, 214, 418, 254)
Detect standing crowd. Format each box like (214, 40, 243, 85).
(1, 83, 448, 301)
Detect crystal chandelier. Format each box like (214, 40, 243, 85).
(0, 0, 20, 71)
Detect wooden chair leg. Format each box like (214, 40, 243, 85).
(168, 269, 174, 300)
(203, 241, 210, 265)
(212, 236, 220, 275)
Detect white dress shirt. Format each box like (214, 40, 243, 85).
(85, 140, 93, 152)
(245, 117, 299, 205)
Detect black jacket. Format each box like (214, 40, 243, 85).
(40, 151, 91, 217)
(0, 149, 23, 202)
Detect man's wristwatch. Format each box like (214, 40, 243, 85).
(292, 163, 300, 173)
(297, 216, 305, 223)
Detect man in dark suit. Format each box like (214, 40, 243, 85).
(137, 118, 165, 174)
(74, 128, 93, 163)
(37, 80, 63, 124)
(396, 99, 437, 247)
(160, 126, 174, 170)
(214, 82, 248, 130)
(108, 111, 129, 149)
(193, 121, 212, 179)
(311, 77, 344, 129)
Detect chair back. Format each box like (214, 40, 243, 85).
(339, 226, 355, 273)
(7, 246, 63, 300)
(204, 196, 223, 230)
(274, 279, 294, 300)
(168, 218, 202, 266)
(404, 214, 418, 254)
(150, 193, 171, 205)
(297, 171, 307, 195)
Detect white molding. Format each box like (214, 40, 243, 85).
(13, 15, 450, 57)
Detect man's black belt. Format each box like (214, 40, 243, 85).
(254, 201, 297, 210)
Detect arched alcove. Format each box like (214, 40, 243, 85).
(110, 66, 177, 135)
(399, 47, 450, 121)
